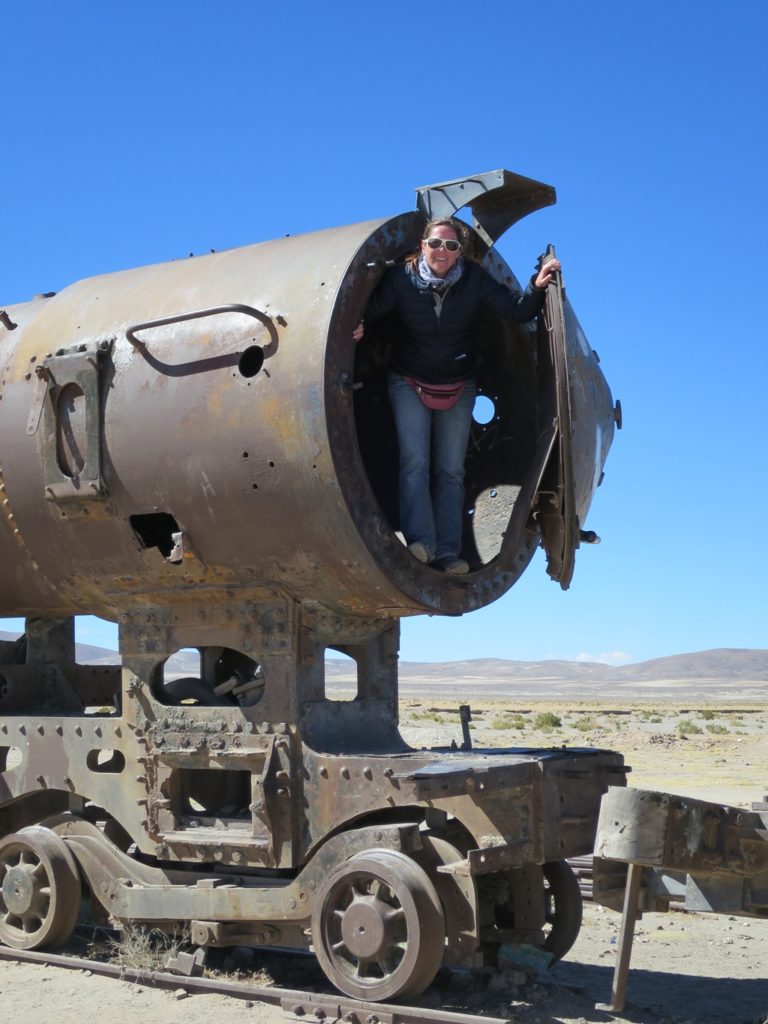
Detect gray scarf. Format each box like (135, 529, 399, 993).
(408, 254, 464, 292)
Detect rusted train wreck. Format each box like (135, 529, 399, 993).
(0, 170, 624, 1000)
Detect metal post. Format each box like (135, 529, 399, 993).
(596, 860, 643, 1013)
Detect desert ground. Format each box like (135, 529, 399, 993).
(2, 695, 767, 1024)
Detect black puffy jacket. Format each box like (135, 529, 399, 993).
(364, 260, 545, 383)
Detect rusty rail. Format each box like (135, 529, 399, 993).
(0, 944, 511, 1024)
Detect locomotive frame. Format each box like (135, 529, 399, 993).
(0, 611, 626, 1000)
(0, 170, 625, 1000)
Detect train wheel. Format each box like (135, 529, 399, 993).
(541, 860, 583, 961)
(486, 859, 583, 964)
(0, 827, 81, 949)
(311, 849, 445, 1001)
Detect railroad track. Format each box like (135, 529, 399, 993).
(0, 943, 512, 1024)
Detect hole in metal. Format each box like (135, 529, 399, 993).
(55, 382, 87, 477)
(472, 395, 495, 425)
(86, 749, 126, 773)
(238, 345, 264, 378)
(130, 512, 180, 559)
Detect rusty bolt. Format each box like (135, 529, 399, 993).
(362, 766, 373, 780)
(340, 767, 350, 780)
(319, 766, 328, 778)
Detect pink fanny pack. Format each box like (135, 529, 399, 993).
(405, 377, 466, 411)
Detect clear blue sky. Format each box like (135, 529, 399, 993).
(2, 2, 766, 665)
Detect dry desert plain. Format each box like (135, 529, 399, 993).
(2, 661, 768, 1024)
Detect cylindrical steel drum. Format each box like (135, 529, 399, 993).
(0, 199, 613, 621)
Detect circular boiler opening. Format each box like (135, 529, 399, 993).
(344, 226, 541, 579)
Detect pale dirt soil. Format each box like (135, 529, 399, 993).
(2, 699, 767, 1024)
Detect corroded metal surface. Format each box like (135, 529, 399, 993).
(0, 172, 616, 619)
(0, 170, 624, 1001)
(591, 786, 768, 1011)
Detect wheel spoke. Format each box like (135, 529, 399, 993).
(353, 956, 375, 979)
(383, 906, 406, 928)
(350, 879, 367, 900)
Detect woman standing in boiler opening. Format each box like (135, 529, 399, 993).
(354, 218, 559, 575)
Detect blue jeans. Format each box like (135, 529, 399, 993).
(388, 373, 476, 559)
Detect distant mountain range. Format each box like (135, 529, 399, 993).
(1, 631, 766, 699)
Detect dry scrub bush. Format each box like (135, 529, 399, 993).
(677, 719, 703, 736)
(533, 711, 562, 730)
(109, 925, 189, 975)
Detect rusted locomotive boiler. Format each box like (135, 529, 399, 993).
(0, 170, 625, 1000)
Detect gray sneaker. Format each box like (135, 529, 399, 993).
(432, 555, 470, 574)
(407, 541, 432, 564)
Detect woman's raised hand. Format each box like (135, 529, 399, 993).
(534, 258, 561, 290)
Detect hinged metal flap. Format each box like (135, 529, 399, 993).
(537, 246, 578, 589)
(415, 169, 556, 248)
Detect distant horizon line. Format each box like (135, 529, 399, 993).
(1, 631, 765, 669)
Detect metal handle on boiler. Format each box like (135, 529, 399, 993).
(126, 303, 281, 348)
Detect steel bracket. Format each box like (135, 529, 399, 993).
(38, 340, 114, 519)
